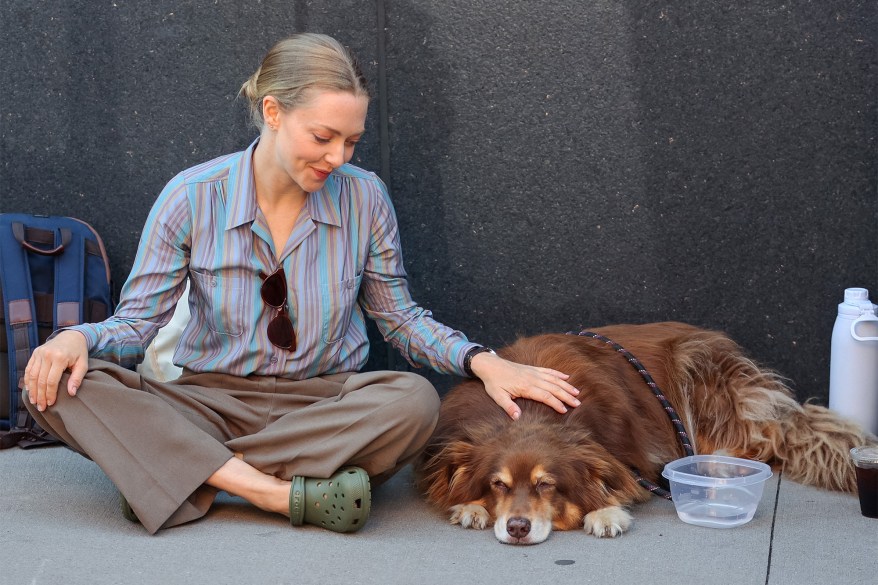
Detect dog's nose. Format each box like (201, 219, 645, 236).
(506, 517, 531, 539)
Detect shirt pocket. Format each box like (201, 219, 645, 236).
(190, 269, 246, 337)
(321, 272, 362, 344)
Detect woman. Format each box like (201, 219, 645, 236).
(22, 33, 579, 534)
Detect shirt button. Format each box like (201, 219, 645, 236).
(270, 356, 278, 364)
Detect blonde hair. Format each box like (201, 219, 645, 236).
(239, 33, 370, 131)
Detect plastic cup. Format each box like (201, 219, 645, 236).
(850, 445, 878, 519)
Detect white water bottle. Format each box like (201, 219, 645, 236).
(829, 288, 878, 435)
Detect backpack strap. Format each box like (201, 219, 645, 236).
(53, 227, 85, 328)
(0, 218, 60, 448)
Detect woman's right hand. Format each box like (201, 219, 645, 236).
(22, 330, 89, 412)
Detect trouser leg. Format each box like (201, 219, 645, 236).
(24, 359, 234, 534)
(25, 363, 440, 533)
(225, 370, 440, 486)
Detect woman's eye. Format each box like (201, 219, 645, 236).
(314, 135, 331, 144)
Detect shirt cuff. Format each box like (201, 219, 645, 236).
(48, 324, 100, 353)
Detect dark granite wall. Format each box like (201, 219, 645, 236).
(2, 1, 875, 401)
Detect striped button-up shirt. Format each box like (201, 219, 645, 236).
(71, 139, 475, 379)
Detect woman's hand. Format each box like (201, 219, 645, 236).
(469, 351, 580, 420)
(22, 330, 89, 412)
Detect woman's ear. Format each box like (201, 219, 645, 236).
(262, 96, 281, 131)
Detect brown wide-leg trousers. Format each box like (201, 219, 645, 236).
(24, 359, 440, 534)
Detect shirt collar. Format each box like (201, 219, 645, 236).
(225, 138, 260, 231)
(225, 137, 343, 230)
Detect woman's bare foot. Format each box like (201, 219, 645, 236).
(206, 456, 291, 516)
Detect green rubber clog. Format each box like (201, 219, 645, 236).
(289, 466, 371, 533)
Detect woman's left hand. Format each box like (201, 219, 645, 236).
(469, 351, 580, 420)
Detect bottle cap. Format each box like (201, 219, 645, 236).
(844, 288, 870, 303)
(841, 288, 875, 315)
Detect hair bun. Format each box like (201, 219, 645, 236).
(239, 66, 262, 102)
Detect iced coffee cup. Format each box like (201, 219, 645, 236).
(850, 445, 878, 519)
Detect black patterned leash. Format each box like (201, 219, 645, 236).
(569, 330, 696, 500)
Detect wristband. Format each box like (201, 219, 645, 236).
(463, 345, 497, 377)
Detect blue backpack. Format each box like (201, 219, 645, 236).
(0, 213, 114, 448)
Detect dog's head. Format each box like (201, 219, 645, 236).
(484, 451, 576, 544)
(424, 421, 642, 544)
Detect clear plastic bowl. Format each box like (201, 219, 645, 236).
(661, 455, 773, 528)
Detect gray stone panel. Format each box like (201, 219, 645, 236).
(383, 1, 877, 397)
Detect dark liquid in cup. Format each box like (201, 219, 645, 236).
(854, 466, 878, 518)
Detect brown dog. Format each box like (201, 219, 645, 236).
(416, 322, 875, 544)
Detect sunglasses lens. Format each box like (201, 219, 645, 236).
(267, 313, 296, 350)
(261, 268, 287, 308)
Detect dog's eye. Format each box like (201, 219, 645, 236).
(490, 478, 510, 493)
(536, 480, 556, 493)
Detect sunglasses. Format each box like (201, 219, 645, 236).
(259, 266, 296, 350)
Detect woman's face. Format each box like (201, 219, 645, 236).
(268, 90, 369, 194)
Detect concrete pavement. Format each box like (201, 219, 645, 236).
(2, 446, 875, 585)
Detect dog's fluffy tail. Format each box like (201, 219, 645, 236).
(752, 402, 874, 492)
(675, 332, 876, 493)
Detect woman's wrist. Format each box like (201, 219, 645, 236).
(466, 347, 499, 379)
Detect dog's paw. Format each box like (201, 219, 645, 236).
(583, 506, 632, 538)
(449, 504, 491, 529)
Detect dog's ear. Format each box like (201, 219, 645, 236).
(419, 439, 488, 508)
(559, 449, 643, 512)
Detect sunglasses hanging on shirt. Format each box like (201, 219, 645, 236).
(259, 266, 296, 351)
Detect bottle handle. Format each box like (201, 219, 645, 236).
(851, 313, 878, 342)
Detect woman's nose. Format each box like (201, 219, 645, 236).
(324, 141, 346, 167)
